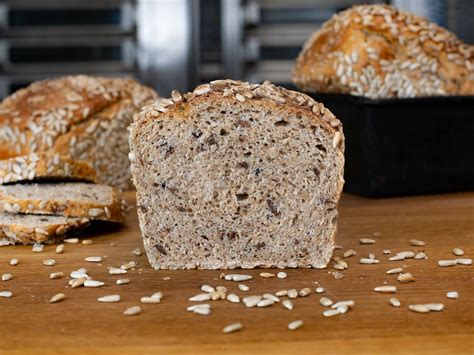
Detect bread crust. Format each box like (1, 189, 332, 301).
(0, 214, 90, 245)
(0, 183, 125, 223)
(0, 75, 157, 188)
(293, 4, 474, 98)
(0, 152, 97, 184)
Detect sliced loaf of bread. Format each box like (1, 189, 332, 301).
(0, 152, 97, 185)
(0, 182, 125, 222)
(129, 80, 345, 270)
(0, 212, 90, 244)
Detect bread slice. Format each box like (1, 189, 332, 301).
(0, 152, 97, 185)
(129, 80, 345, 270)
(0, 182, 125, 223)
(292, 4, 473, 98)
(0, 212, 90, 245)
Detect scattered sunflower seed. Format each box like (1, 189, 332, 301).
(9, 258, 18, 266)
(288, 320, 303, 330)
(360, 258, 379, 264)
(397, 272, 415, 283)
(453, 248, 464, 256)
(438, 260, 457, 267)
(123, 306, 141, 316)
(320, 297, 333, 307)
(82, 239, 93, 245)
(315, 287, 325, 294)
(277, 271, 287, 279)
(121, 261, 137, 270)
(71, 277, 87, 288)
(224, 274, 252, 282)
(390, 298, 401, 307)
(201, 285, 215, 293)
(2, 273, 12, 281)
(0, 291, 12, 298)
(223, 322, 243, 334)
(360, 238, 375, 245)
(426, 303, 444, 311)
(263, 293, 280, 303)
(187, 304, 210, 312)
(374, 286, 397, 293)
(343, 249, 357, 258)
(415, 252, 427, 260)
(287, 289, 298, 299)
(331, 300, 354, 309)
(409, 304, 430, 313)
(43, 259, 56, 266)
(55, 244, 64, 254)
(84, 280, 105, 288)
(193, 306, 211, 315)
(140, 296, 161, 304)
(336, 304, 349, 314)
(386, 267, 403, 275)
(98, 295, 121, 303)
(446, 291, 459, 299)
(243, 296, 261, 308)
(383, 249, 391, 255)
(70, 271, 88, 279)
(63, 238, 79, 244)
(257, 298, 275, 307)
(410, 239, 425, 246)
(151, 292, 163, 301)
(116, 279, 130, 285)
(49, 272, 64, 279)
(109, 267, 127, 275)
(282, 299, 293, 310)
(323, 309, 340, 317)
(299, 288, 311, 297)
(49, 293, 65, 303)
(226, 293, 240, 303)
(238, 284, 249, 292)
(275, 290, 287, 297)
(131, 248, 143, 256)
(32, 244, 44, 252)
(189, 293, 211, 302)
(455, 258, 472, 265)
(259, 272, 275, 278)
(85, 256, 102, 263)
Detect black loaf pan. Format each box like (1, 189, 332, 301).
(308, 93, 474, 197)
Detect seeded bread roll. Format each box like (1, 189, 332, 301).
(0, 182, 125, 223)
(0, 75, 157, 188)
(129, 80, 344, 270)
(293, 4, 474, 98)
(0, 152, 97, 185)
(0, 213, 90, 245)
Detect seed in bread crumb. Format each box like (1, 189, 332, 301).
(238, 284, 249, 292)
(453, 248, 464, 256)
(277, 271, 287, 279)
(288, 320, 303, 330)
(360, 238, 375, 244)
(9, 258, 18, 266)
(43, 259, 56, 266)
(343, 249, 356, 258)
(223, 322, 243, 334)
(410, 239, 425, 246)
(282, 299, 293, 310)
(374, 286, 397, 293)
(390, 298, 401, 307)
(98, 295, 121, 303)
(32, 244, 44, 252)
(123, 306, 141, 316)
(116, 279, 130, 285)
(397, 272, 415, 283)
(2, 273, 12, 281)
(82, 239, 93, 245)
(446, 291, 459, 299)
(315, 287, 325, 294)
(63, 238, 79, 244)
(49, 293, 65, 303)
(259, 272, 275, 278)
(85, 256, 102, 263)
(131, 248, 142, 256)
(49, 272, 64, 279)
(55, 244, 64, 254)
(0, 291, 12, 298)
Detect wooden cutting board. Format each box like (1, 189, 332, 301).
(0, 191, 473, 355)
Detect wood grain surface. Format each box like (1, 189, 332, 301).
(0, 191, 473, 355)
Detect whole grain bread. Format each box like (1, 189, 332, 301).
(293, 4, 474, 98)
(0, 152, 97, 185)
(0, 212, 90, 245)
(0, 75, 157, 188)
(0, 182, 125, 222)
(129, 80, 344, 270)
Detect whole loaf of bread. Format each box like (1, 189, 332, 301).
(129, 80, 344, 270)
(293, 4, 473, 98)
(0, 75, 157, 188)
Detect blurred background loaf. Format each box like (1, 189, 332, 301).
(0, 75, 157, 189)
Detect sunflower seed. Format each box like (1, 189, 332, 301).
(426, 303, 444, 311)
(275, 290, 287, 297)
(410, 239, 425, 246)
(70, 271, 88, 279)
(2, 273, 12, 281)
(397, 272, 415, 283)
(438, 260, 457, 267)
(71, 277, 87, 288)
(320, 297, 333, 307)
(140, 296, 161, 304)
(259, 272, 275, 278)
(243, 295, 262, 308)
(360, 258, 379, 264)
(323, 309, 340, 317)
(288, 320, 303, 330)
(287, 289, 298, 299)
(49, 272, 64, 279)
(374, 286, 397, 293)
(85, 256, 102, 263)
(55, 244, 64, 254)
(453, 248, 464, 256)
(390, 298, 401, 307)
(32, 244, 44, 252)
(88, 208, 104, 217)
(0, 291, 12, 298)
(84, 280, 105, 287)
(193, 307, 211, 315)
(63, 238, 79, 244)
(82, 239, 93, 245)
(121, 261, 137, 270)
(383, 249, 391, 255)
(386, 267, 403, 274)
(9, 258, 18, 266)
(282, 299, 293, 310)
(343, 249, 357, 258)
(257, 298, 275, 307)
(189, 293, 211, 302)
(277, 271, 287, 279)
(446, 291, 459, 299)
(409, 304, 430, 313)
(415, 252, 427, 259)
(49, 293, 65, 303)
(151, 292, 163, 301)
(336, 304, 349, 314)
(226, 293, 240, 303)
(360, 238, 375, 244)
(299, 288, 311, 297)
(315, 287, 325, 294)
(223, 322, 243, 334)
(455, 258, 472, 265)
(116, 278, 130, 285)
(98, 295, 121, 303)
(109, 267, 127, 275)
(131, 248, 142, 256)
(201, 285, 215, 293)
(224, 274, 252, 282)
(187, 304, 210, 312)
(123, 306, 141, 316)
(43, 259, 56, 266)
(331, 300, 354, 309)
(238, 284, 249, 292)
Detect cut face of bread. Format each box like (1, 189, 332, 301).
(0, 152, 97, 185)
(0, 212, 90, 245)
(130, 80, 344, 270)
(0, 182, 124, 222)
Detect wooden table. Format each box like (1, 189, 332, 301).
(1, 192, 473, 354)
